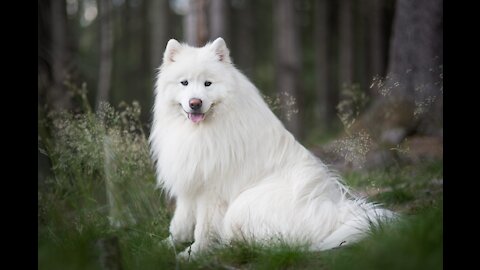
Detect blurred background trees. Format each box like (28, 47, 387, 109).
(38, 0, 443, 169)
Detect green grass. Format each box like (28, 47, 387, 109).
(342, 160, 443, 213)
(38, 90, 443, 269)
(318, 202, 442, 270)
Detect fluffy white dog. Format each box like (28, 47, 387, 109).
(149, 38, 395, 258)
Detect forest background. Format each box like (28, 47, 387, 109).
(38, 0, 443, 269)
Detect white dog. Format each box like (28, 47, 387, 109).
(149, 38, 395, 258)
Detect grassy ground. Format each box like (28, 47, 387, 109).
(38, 100, 443, 270)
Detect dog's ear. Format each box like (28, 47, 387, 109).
(211, 37, 231, 63)
(163, 39, 182, 64)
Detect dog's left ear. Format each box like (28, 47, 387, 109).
(211, 38, 231, 63)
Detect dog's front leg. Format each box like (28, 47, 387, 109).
(178, 195, 226, 259)
(168, 196, 196, 245)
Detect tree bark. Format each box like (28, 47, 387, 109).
(382, 0, 443, 137)
(368, 0, 387, 79)
(338, 0, 354, 87)
(50, 0, 71, 110)
(354, 0, 369, 95)
(209, 0, 230, 43)
(235, 0, 254, 77)
(184, 0, 208, 46)
(313, 0, 329, 128)
(315, 0, 443, 170)
(326, 0, 340, 127)
(140, 0, 151, 107)
(141, 0, 150, 75)
(274, 0, 303, 139)
(149, 0, 169, 71)
(355, 0, 443, 143)
(39, 0, 52, 108)
(96, 0, 114, 109)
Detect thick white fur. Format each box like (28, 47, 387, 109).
(149, 38, 396, 257)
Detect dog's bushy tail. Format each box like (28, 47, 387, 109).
(312, 199, 398, 251)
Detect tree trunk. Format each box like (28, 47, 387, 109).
(274, 0, 303, 139)
(385, 0, 443, 136)
(234, 0, 255, 77)
(338, 0, 354, 87)
(347, 0, 442, 150)
(149, 0, 169, 71)
(38, 0, 52, 108)
(96, 0, 114, 109)
(354, 0, 369, 95)
(141, 0, 150, 75)
(368, 0, 387, 80)
(209, 0, 230, 43)
(50, 0, 71, 110)
(313, 0, 329, 128)
(184, 0, 208, 46)
(315, 0, 443, 169)
(326, 0, 340, 128)
(120, 0, 132, 102)
(140, 0, 151, 110)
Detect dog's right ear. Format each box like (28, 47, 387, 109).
(163, 39, 182, 64)
(211, 37, 231, 63)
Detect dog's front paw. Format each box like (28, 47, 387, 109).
(170, 221, 194, 243)
(177, 245, 194, 261)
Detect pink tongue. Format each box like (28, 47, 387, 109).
(189, 113, 205, 123)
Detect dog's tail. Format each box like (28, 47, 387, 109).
(312, 200, 398, 251)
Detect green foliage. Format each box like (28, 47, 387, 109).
(320, 203, 443, 270)
(38, 84, 442, 270)
(337, 83, 369, 131)
(220, 242, 314, 270)
(343, 160, 443, 213)
(38, 84, 170, 269)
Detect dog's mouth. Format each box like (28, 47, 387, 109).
(188, 112, 205, 123)
(180, 103, 213, 124)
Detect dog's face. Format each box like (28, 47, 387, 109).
(156, 38, 233, 124)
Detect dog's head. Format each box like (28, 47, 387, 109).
(155, 38, 234, 124)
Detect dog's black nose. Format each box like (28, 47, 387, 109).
(189, 98, 202, 110)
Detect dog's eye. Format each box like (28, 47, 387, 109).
(181, 80, 188, 86)
(204, 81, 212, 87)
